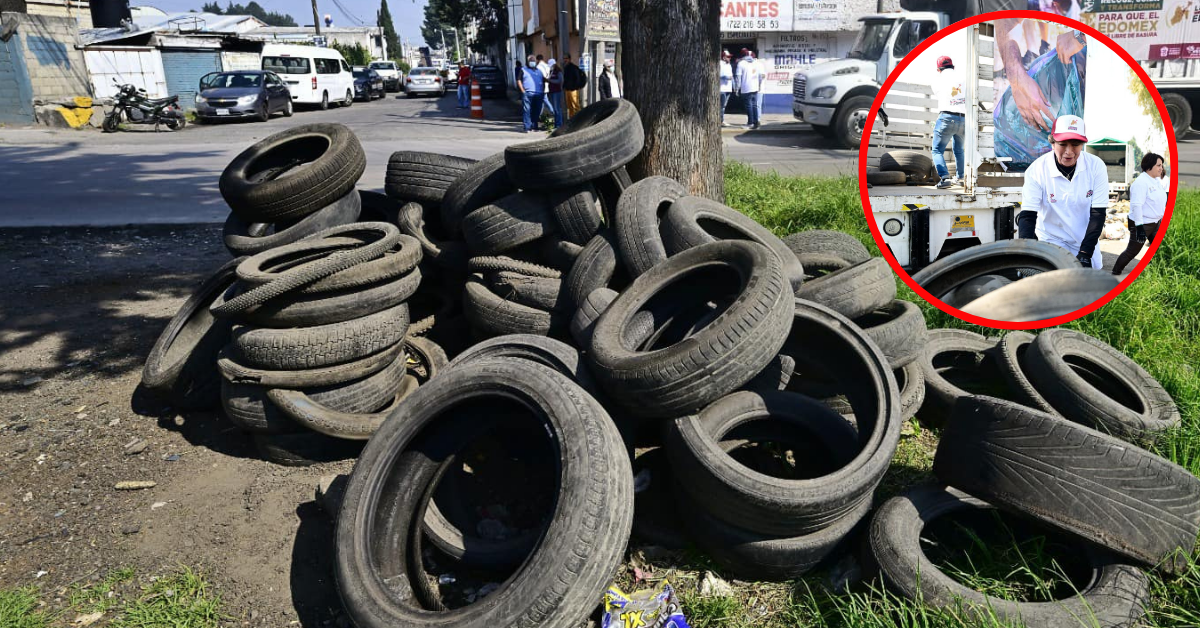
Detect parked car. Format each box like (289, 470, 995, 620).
(369, 60, 402, 92)
(352, 67, 385, 101)
(405, 67, 445, 97)
(261, 43, 355, 110)
(195, 70, 292, 122)
(470, 65, 506, 99)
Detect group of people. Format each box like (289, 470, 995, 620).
(719, 48, 767, 129)
(515, 54, 621, 133)
(930, 53, 1166, 275)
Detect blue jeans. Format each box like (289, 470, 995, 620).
(743, 91, 760, 127)
(932, 112, 965, 179)
(458, 83, 470, 108)
(720, 92, 731, 122)
(548, 91, 564, 128)
(522, 92, 545, 130)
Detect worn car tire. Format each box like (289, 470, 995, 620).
(662, 195, 805, 292)
(895, 361, 925, 422)
(588, 241, 793, 418)
(217, 341, 404, 389)
(782, 229, 872, 267)
(934, 396, 1200, 574)
(333, 359, 633, 628)
(234, 232, 422, 296)
(484, 271, 570, 312)
(253, 431, 365, 466)
(910, 240, 1080, 303)
(461, 192, 559, 254)
(268, 376, 417, 441)
(220, 123, 366, 223)
(142, 258, 241, 410)
(384, 151, 475, 206)
(441, 152, 515, 237)
(1024, 328, 1181, 439)
(794, 257, 896, 319)
(396, 202, 468, 272)
(463, 275, 569, 339)
(565, 231, 623, 309)
(991, 331, 1060, 415)
(614, 176, 687, 278)
(878, 150, 934, 176)
(960, 268, 1121, 322)
(231, 303, 410, 370)
(916, 329, 1001, 429)
(945, 274, 1012, 308)
(216, 266, 421, 328)
(504, 98, 644, 190)
(853, 300, 927, 369)
(868, 484, 1150, 627)
(447, 334, 596, 394)
(866, 170, 906, 186)
(223, 189, 362, 257)
(548, 184, 603, 245)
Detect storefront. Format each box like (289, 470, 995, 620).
(721, 0, 902, 113)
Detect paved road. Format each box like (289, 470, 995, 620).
(1174, 130, 1200, 189)
(0, 94, 853, 227)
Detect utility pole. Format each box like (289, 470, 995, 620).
(556, 0, 569, 61)
(311, 0, 321, 35)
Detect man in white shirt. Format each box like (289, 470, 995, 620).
(735, 49, 761, 129)
(1112, 152, 1167, 275)
(719, 50, 734, 126)
(1017, 115, 1110, 269)
(931, 56, 967, 189)
(536, 54, 551, 79)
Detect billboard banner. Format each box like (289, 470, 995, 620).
(585, 0, 620, 42)
(1080, 0, 1200, 60)
(721, 0, 791, 31)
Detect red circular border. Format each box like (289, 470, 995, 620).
(858, 9, 1179, 330)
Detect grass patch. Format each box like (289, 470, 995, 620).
(0, 586, 49, 628)
(70, 566, 136, 615)
(114, 566, 223, 628)
(687, 164, 1200, 627)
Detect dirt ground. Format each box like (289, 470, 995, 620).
(0, 225, 355, 627)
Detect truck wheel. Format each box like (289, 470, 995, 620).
(835, 95, 874, 149)
(1162, 92, 1192, 139)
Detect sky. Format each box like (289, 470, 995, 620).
(142, 0, 430, 46)
(893, 21, 1168, 158)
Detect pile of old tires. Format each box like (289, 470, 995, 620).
(140, 105, 1197, 628)
(866, 150, 936, 186)
(911, 240, 1121, 321)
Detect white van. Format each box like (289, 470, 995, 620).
(261, 44, 356, 110)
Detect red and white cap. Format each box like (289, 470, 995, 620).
(1052, 115, 1087, 142)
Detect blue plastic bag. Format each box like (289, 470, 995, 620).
(994, 47, 1086, 170)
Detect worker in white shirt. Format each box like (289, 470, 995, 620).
(1016, 115, 1109, 269)
(735, 48, 761, 129)
(719, 50, 734, 126)
(931, 56, 967, 189)
(1112, 152, 1167, 275)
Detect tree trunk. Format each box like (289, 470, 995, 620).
(619, 0, 723, 201)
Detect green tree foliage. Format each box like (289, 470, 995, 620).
(332, 42, 372, 65)
(199, 2, 298, 27)
(422, 0, 507, 56)
(377, 0, 402, 62)
(1129, 71, 1166, 132)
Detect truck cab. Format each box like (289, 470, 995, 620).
(794, 12, 947, 148)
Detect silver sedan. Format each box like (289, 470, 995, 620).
(404, 67, 447, 97)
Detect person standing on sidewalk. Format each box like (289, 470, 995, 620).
(1112, 152, 1167, 275)
(931, 55, 967, 189)
(547, 60, 565, 129)
(563, 53, 586, 118)
(516, 55, 546, 133)
(719, 50, 734, 126)
(735, 48, 760, 129)
(599, 59, 621, 99)
(754, 51, 767, 122)
(456, 61, 472, 109)
(537, 55, 551, 80)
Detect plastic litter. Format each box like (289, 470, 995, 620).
(995, 47, 1086, 169)
(602, 581, 691, 628)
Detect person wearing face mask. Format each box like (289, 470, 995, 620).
(547, 59, 564, 129)
(1017, 115, 1109, 269)
(599, 58, 621, 99)
(1112, 152, 1167, 275)
(516, 54, 546, 133)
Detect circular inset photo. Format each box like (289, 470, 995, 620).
(860, 11, 1176, 328)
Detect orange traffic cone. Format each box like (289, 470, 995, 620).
(470, 79, 484, 119)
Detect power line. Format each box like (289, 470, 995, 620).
(329, 0, 366, 25)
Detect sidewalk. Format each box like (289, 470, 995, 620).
(721, 113, 809, 135)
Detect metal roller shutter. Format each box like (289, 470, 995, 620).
(161, 49, 221, 109)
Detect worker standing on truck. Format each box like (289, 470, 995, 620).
(931, 56, 966, 189)
(1017, 115, 1110, 269)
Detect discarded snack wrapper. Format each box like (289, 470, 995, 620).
(601, 581, 691, 628)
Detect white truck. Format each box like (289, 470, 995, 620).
(793, 11, 951, 148)
(867, 23, 1025, 271)
(798, 5, 1200, 146)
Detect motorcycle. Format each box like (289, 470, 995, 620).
(102, 79, 187, 132)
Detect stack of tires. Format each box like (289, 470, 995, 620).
(866, 150, 934, 186)
(910, 240, 1121, 321)
(209, 222, 425, 465)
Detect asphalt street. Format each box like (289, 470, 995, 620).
(0, 92, 855, 227)
(1174, 129, 1200, 189)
